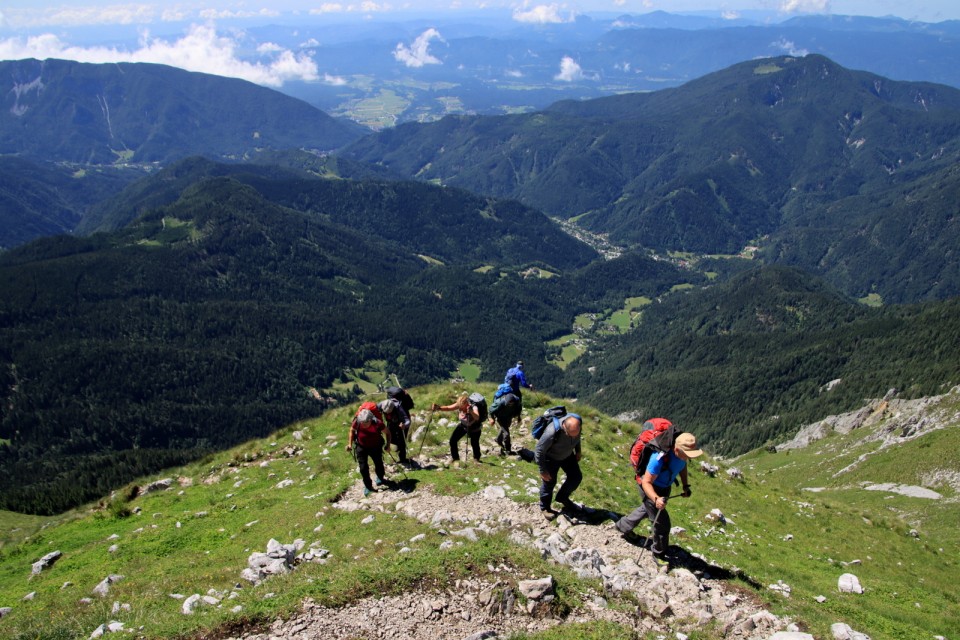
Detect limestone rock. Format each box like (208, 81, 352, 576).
(31, 550, 63, 575)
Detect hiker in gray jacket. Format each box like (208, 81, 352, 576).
(535, 413, 583, 520)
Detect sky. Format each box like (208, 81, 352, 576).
(1, 1, 958, 87)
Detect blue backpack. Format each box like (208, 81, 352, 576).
(494, 383, 514, 399)
(531, 406, 566, 439)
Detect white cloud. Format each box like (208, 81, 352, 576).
(310, 3, 346, 14)
(324, 73, 348, 85)
(43, 4, 158, 27)
(505, 69, 523, 78)
(722, 10, 742, 20)
(554, 55, 583, 82)
(512, 4, 574, 25)
(393, 28, 444, 68)
(0, 23, 320, 88)
(779, 0, 831, 14)
(198, 8, 280, 20)
(257, 42, 285, 54)
(301, 38, 321, 48)
(772, 38, 809, 56)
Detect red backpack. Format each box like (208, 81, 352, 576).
(353, 401, 385, 448)
(629, 418, 674, 479)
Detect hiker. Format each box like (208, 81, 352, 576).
(378, 397, 411, 465)
(535, 412, 583, 519)
(489, 389, 521, 455)
(345, 406, 391, 496)
(504, 360, 534, 400)
(432, 392, 483, 466)
(613, 432, 703, 562)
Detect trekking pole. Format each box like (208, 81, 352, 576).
(638, 502, 666, 562)
(416, 408, 435, 458)
(385, 447, 409, 481)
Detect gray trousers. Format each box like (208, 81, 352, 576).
(615, 483, 672, 555)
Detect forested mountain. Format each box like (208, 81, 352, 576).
(559, 266, 960, 454)
(341, 54, 960, 303)
(0, 59, 367, 165)
(0, 168, 696, 514)
(0, 157, 141, 249)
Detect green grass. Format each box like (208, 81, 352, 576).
(453, 359, 481, 382)
(1, 386, 956, 640)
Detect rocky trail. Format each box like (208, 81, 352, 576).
(227, 451, 798, 640)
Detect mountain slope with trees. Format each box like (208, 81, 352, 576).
(340, 54, 960, 302)
(0, 59, 367, 165)
(559, 266, 960, 454)
(0, 170, 697, 514)
(0, 156, 141, 249)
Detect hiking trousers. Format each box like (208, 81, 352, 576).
(355, 444, 386, 491)
(387, 423, 408, 463)
(615, 483, 671, 555)
(539, 453, 582, 511)
(450, 421, 481, 461)
(493, 415, 513, 453)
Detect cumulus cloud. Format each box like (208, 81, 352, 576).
(513, 4, 574, 24)
(554, 55, 584, 82)
(0, 23, 320, 87)
(324, 73, 348, 85)
(779, 0, 830, 14)
(393, 28, 444, 68)
(772, 38, 809, 56)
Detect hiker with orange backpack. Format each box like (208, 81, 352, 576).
(613, 419, 703, 563)
(346, 403, 392, 496)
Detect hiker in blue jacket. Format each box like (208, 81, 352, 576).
(535, 412, 582, 520)
(504, 360, 534, 398)
(504, 360, 534, 421)
(613, 432, 702, 561)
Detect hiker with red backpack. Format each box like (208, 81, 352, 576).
(613, 419, 703, 563)
(432, 391, 487, 467)
(346, 403, 392, 496)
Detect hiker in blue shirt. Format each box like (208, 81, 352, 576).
(613, 432, 702, 562)
(535, 413, 582, 520)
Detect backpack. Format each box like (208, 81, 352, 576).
(631, 420, 679, 479)
(386, 386, 414, 412)
(531, 405, 566, 439)
(493, 383, 514, 400)
(468, 392, 488, 423)
(353, 401, 385, 448)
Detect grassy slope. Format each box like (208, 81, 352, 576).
(0, 384, 957, 640)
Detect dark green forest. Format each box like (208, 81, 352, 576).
(0, 172, 690, 514)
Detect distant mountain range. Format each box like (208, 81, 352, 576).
(341, 54, 960, 303)
(0, 58, 367, 165)
(266, 12, 960, 124)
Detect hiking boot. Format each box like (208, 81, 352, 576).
(375, 477, 384, 487)
(541, 509, 558, 521)
(363, 487, 372, 497)
(450, 460, 461, 469)
(651, 554, 670, 568)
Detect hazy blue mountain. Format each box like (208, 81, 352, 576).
(0, 58, 367, 164)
